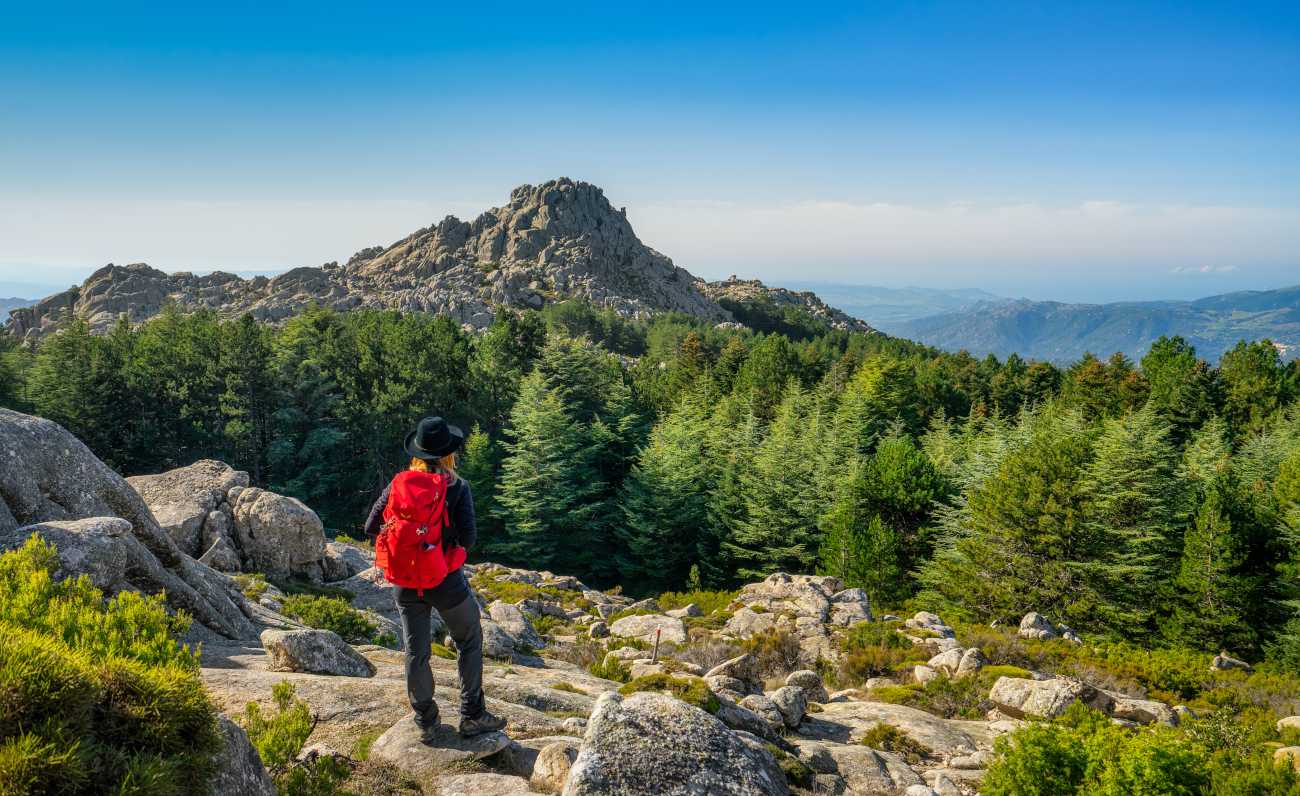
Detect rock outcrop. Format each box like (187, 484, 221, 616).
(128, 460, 327, 579)
(261, 628, 377, 677)
(5, 180, 881, 343)
(0, 409, 258, 640)
(563, 691, 790, 796)
(209, 716, 277, 796)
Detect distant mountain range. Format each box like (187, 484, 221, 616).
(777, 283, 1007, 327)
(0, 298, 33, 317)
(890, 286, 1300, 363)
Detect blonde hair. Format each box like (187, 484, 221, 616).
(410, 454, 457, 478)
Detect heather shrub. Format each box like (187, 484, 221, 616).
(0, 535, 221, 795)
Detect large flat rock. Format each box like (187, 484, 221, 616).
(369, 716, 510, 776)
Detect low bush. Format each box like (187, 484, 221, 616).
(273, 576, 354, 600)
(833, 621, 930, 686)
(741, 627, 803, 678)
(0, 535, 222, 794)
(469, 573, 592, 612)
(619, 674, 720, 713)
(280, 595, 385, 646)
(764, 742, 814, 788)
(860, 723, 933, 765)
(589, 655, 632, 683)
(982, 702, 1300, 796)
(243, 680, 351, 795)
(550, 681, 587, 695)
(234, 572, 270, 601)
(657, 589, 738, 617)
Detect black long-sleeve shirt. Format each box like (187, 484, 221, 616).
(365, 475, 476, 608)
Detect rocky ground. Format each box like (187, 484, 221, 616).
(4, 178, 878, 342)
(1, 407, 1195, 795)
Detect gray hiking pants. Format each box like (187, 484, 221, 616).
(396, 588, 485, 724)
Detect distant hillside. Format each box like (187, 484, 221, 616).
(0, 297, 33, 318)
(779, 282, 1006, 327)
(895, 285, 1300, 363)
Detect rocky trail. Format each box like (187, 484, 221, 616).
(1, 407, 1200, 795)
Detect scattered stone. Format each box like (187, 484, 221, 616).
(588, 621, 610, 639)
(705, 654, 761, 685)
(436, 772, 533, 796)
(740, 694, 785, 731)
(531, 740, 580, 793)
(260, 629, 376, 677)
(770, 685, 808, 728)
(988, 676, 1089, 720)
(928, 648, 964, 675)
(666, 603, 702, 618)
(913, 664, 940, 685)
(1211, 653, 1252, 672)
(322, 541, 371, 582)
(1018, 612, 1058, 641)
(1277, 747, 1300, 773)
(956, 647, 986, 679)
(608, 613, 688, 646)
(785, 670, 830, 703)
(490, 600, 544, 649)
(1278, 716, 1300, 733)
(481, 618, 518, 659)
(562, 717, 588, 734)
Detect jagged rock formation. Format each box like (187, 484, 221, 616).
(127, 459, 329, 579)
(5, 179, 880, 342)
(0, 408, 259, 640)
(701, 276, 877, 334)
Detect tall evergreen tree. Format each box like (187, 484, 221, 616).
(817, 457, 905, 606)
(725, 383, 821, 579)
(617, 387, 713, 590)
(1077, 407, 1184, 633)
(1141, 336, 1217, 443)
(219, 314, 277, 482)
(1218, 339, 1287, 439)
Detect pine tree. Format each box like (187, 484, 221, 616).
(494, 371, 608, 576)
(732, 334, 798, 420)
(700, 395, 759, 587)
(220, 314, 277, 482)
(917, 408, 1100, 626)
(725, 383, 820, 579)
(1077, 407, 1184, 633)
(1218, 339, 1286, 439)
(458, 425, 503, 556)
(617, 388, 712, 590)
(1141, 336, 1216, 443)
(1165, 479, 1254, 652)
(817, 458, 905, 606)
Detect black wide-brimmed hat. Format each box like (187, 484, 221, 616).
(404, 416, 465, 460)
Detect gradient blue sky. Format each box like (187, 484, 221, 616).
(2, 1, 1297, 302)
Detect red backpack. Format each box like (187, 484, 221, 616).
(374, 470, 467, 592)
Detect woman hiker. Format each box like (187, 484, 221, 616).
(364, 416, 507, 740)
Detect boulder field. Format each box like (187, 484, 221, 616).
(1, 407, 1193, 794)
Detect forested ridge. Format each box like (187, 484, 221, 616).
(3, 299, 1300, 664)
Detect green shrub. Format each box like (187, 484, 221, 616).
(243, 681, 351, 796)
(273, 576, 355, 600)
(0, 535, 221, 794)
(551, 681, 587, 695)
(280, 594, 384, 645)
(741, 628, 803, 678)
(469, 573, 592, 612)
(860, 723, 933, 765)
(764, 742, 814, 788)
(983, 702, 1300, 796)
(619, 674, 720, 713)
(234, 572, 270, 601)
(431, 642, 457, 660)
(657, 589, 738, 617)
(589, 655, 632, 683)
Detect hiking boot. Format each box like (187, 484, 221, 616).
(416, 708, 440, 743)
(458, 710, 506, 738)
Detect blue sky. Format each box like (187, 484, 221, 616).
(1, 1, 1297, 301)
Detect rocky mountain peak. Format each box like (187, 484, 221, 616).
(4, 179, 879, 341)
